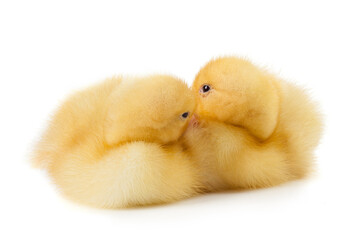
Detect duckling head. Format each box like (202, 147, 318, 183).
(105, 75, 195, 145)
(192, 57, 280, 140)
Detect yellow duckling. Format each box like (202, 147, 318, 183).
(33, 75, 200, 208)
(184, 57, 323, 191)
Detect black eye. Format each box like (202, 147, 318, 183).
(181, 112, 189, 119)
(201, 84, 211, 93)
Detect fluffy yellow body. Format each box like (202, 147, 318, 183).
(33, 58, 323, 207)
(33, 75, 200, 208)
(185, 57, 323, 190)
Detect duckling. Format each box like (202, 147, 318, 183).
(32, 75, 200, 208)
(184, 57, 323, 191)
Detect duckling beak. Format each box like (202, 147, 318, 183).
(188, 114, 199, 128)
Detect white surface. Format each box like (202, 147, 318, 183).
(1, 1, 359, 239)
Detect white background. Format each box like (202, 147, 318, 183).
(1, 0, 359, 239)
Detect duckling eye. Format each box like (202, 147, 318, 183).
(200, 84, 211, 93)
(181, 112, 189, 119)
